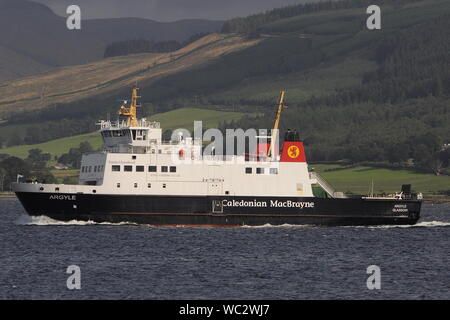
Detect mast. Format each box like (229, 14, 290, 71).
(118, 87, 141, 127)
(267, 91, 286, 160)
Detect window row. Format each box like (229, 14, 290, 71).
(81, 165, 104, 173)
(116, 182, 167, 189)
(245, 167, 278, 175)
(102, 129, 148, 141)
(111, 165, 177, 173)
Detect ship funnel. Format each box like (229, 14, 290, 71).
(280, 130, 306, 163)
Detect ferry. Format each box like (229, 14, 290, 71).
(12, 88, 422, 226)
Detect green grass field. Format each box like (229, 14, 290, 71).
(0, 107, 246, 159)
(312, 164, 450, 195)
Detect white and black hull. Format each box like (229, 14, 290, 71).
(15, 192, 421, 226)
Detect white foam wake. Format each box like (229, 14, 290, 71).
(15, 215, 450, 229)
(15, 215, 137, 226)
(242, 223, 315, 229)
(243, 221, 450, 229)
(366, 221, 450, 229)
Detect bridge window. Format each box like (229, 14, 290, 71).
(136, 166, 144, 172)
(170, 166, 176, 173)
(148, 166, 157, 172)
(124, 165, 133, 172)
(112, 165, 120, 172)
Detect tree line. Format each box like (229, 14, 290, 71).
(103, 33, 211, 58)
(0, 149, 56, 191)
(221, 0, 424, 34)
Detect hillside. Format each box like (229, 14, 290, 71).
(0, 33, 260, 118)
(0, 0, 449, 177)
(0, 0, 222, 82)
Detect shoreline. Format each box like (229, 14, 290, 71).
(0, 192, 15, 198)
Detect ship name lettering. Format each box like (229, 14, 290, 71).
(270, 200, 314, 208)
(49, 195, 76, 201)
(392, 204, 408, 213)
(222, 199, 267, 207)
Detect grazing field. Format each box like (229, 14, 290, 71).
(0, 107, 246, 159)
(312, 164, 450, 195)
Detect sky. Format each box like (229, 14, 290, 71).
(32, 0, 317, 21)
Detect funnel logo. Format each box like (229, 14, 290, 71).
(287, 145, 300, 159)
(281, 142, 306, 162)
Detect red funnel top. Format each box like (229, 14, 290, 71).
(280, 141, 307, 162)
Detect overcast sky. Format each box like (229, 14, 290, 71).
(32, 0, 318, 21)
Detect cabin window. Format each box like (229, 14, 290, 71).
(117, 183, 120, 188)
(124, 165, 133, 172)
(256, 168, 264, 174)
(132, 155, 137, 160)
(170, 166, 176, 173)
(148, 166, 157, 172)
(245, 167, 252, 174)
(88, 166, 92, 173)
(136, 166, 144, 172)
(112, 165, 120, 172)
(94, 166, 97, 172)
(270, 168, 278, 174)
(148, 183, 151, 188)
(163, 183, 166, 188)
(134, 183, 138, 188)
(158, 150, 162, 154)
(161, 166, 168, 173)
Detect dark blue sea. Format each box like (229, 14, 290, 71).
(1, 198, 449, 299)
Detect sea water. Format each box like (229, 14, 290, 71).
(0, 198, 449, 299)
